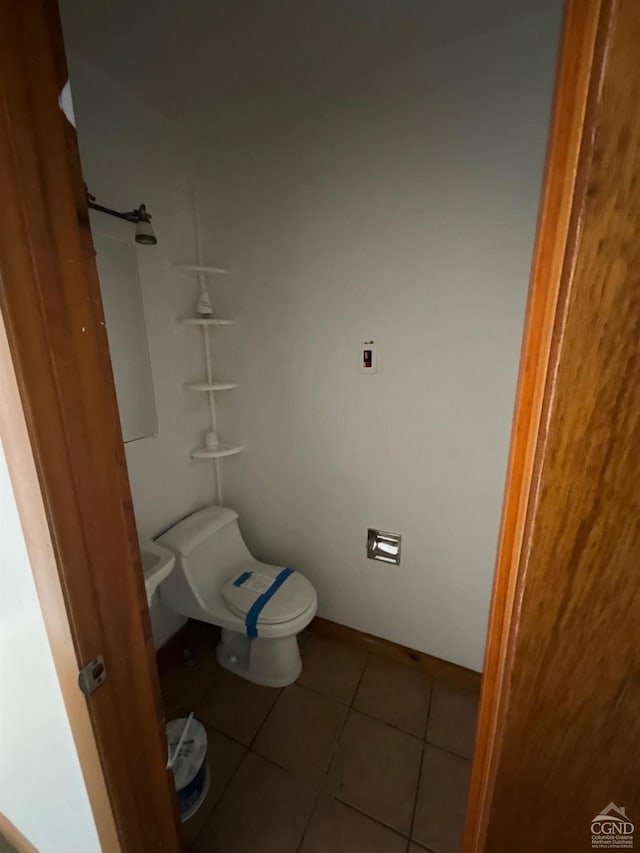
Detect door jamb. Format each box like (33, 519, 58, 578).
(462, 0, 613, 848)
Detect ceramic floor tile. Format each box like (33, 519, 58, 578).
(354, 656, 432, 737)
(298, 634, 367, 704)
(196, 670, 280, 745)
(162, 702, 189, 724)
(159, 621, 223, 710)
(426, 681, 479, 760)
(300, 795, 407, 853)
(193, 752, 317, 853)
(160, 653, 223, 710)
(409, 844, 430, 852)
(326, 709, 422, 835)
(253, 684, 348, 781)
(187, 619, 221, 656)
(412, 745, 471, 853)
(181, 725, 245, 848)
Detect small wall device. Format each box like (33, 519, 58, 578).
(367, 528, 401, 565)
(359, 340, 377, 373)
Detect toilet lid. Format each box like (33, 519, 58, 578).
(222, 566, 315, 625)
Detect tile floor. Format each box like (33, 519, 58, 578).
(160, 621, 479, 853)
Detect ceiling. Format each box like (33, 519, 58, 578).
(59, 0, 559, 138)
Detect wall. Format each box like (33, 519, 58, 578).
(66, 58, 214, 645)
(0, 441, 100, 852)
(201, 7, 562, 671)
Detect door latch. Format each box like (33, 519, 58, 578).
(78, 656, 106, 696)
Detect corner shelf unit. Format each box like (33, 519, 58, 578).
(174, 264, 230, 276)
(179, 317, 235, 326)
(184, 381, 238, 392)
(189, 444, 244, 460)
(177, 262, 242, 484)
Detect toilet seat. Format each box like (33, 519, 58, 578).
(222, 567, 315, 626)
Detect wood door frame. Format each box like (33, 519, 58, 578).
(463, 0, 623, 848)
(0, 0, 627, 849)
(0, 1, 181, 850)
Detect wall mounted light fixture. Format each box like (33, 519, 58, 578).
(87, 192, 157, 245)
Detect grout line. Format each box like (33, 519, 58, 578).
(293, 758, 325, 851)
(423, 677, 433, 741)
(291, 673, 429, 742)
(295, 652, 371, 852)
(161, 648, 223, 710)
(247, 687, 283, 750)
(328, 793, 412, 840)
(182, 737, 248, 849)
(299, 652, 432, 742)
(348, 705, 425, 741)
(244, 748, 322, 785)
(350, 651, 370, 708)
(187, 693, 291, 848)
(295, 796, 319, 853)
(295, 679, 351, 708)
(184, 640, 454, 850)
(175, 655, 263, 848)
(192, 749, 248, 848)
(247, 685, 324, 853)
(408, 678, 434, 845)
(408, 746, 426, 846)
(191, 672, 445, 840)
(423, 739, 474, 763)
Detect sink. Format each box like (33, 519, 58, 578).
(140, 541, 175, 604)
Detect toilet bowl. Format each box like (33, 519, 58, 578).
(156, 506, 317, 687)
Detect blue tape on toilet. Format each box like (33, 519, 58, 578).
(245, 567, 294, 638)
(233, 571, 253, 587)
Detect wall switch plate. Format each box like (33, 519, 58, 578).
(359, 340, 377, 373)
(367, 528, 401, 564)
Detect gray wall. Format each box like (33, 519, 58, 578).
(67, 58, 212, 645)
(60, 0, 562, 668)
(203, 7, 562, 671)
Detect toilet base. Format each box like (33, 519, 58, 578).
(216, 627, 303, 688)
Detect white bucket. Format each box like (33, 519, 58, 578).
(166, 716, 209, 822)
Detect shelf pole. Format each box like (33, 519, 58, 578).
(202, 328, 217, 426)
(193, 183, 222, 506)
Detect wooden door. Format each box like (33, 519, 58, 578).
(464, 0, 640, 849)
(2, 0, 639, 850)
(0, 1, 181, 849)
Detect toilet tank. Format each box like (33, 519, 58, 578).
(156, 506, 253, 617)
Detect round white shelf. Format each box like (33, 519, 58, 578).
(184, 381, 238, 392)
(190, 444, 243, 460)
(179, 317, 235, 326)
(174, 264, 230, 276)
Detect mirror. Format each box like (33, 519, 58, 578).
(90, 212, 158, 442)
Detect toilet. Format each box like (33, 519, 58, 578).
(156, 505, 317, 687)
